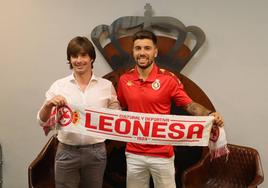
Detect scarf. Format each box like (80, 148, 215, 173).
(42, 105, 229, 158)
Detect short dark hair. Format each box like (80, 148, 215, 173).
(67, 36, 96, 69)
(132, 30, 157, 45)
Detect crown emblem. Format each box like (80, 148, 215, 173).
(91, 3, 205, 73)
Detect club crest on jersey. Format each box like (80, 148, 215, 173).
(152, 79, 160, 90)
(127, 81, 133, 86)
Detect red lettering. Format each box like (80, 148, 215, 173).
(168, 123, 185, 139)
(115, 118, 131, 134)
(85, 113, 96, 129)
(187, 124, 204, 139)
(99, 115, 113, 132)
(133, 120, 150, 136)
(152, 122, 167, 138)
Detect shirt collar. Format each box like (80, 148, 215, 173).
(68, 72, 98, 83)
(133, 63, 159, 82)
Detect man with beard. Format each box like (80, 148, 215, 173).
(117, 30, 224, 188)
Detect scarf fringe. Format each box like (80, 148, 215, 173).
(42, 115, 57, 136)
(210, 145, 230, 161)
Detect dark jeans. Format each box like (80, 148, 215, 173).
(55, 142, 107, 188)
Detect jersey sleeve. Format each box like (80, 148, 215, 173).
(117, 76, 128, 110)
(170, 76, 193, 107)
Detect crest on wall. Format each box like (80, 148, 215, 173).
(91, 3, 205, 73)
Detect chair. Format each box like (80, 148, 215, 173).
(28, 134, 58, 188)
(181, 144, 264, 188)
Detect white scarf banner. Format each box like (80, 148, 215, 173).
(43, 105, 215, 146)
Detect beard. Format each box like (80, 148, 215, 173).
(135, 55, 154, 69)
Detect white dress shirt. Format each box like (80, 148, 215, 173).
(37, 73, 121, 145)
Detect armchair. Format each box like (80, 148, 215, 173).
(181, 144, 264, 188)
(28, 134, 58, 188)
